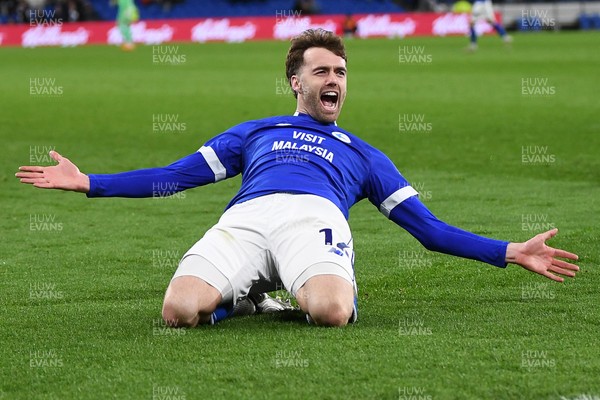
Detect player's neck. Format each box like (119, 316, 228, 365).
(293, 110, 337, 126)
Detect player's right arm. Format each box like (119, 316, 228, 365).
(16, 125, 245, 197)
(16, 149, 219, 197)
(86, 146, 229, 198)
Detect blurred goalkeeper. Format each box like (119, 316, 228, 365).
(16, 29, 578, 328)
(116, 0, 139, 51)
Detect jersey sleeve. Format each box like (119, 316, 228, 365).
(365, 148, 420, 215)
(87, 152, 218, 198)
(87, 124, 247, 198)
(199, 122, 247, 179)
(365, 148, 507, 267)
(389, 196, 509, 267)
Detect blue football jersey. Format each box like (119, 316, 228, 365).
(199, 112, 418, 219)
(87, 112, 508, 267)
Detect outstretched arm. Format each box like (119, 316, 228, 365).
(16, 150, 90, 192)
(390, 196, 579, 281)
(16, 149, 224, 198)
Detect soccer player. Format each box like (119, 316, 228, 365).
(16, 29, 579, 328)
(116, 0, 138, 51)
(468, 0, 512, 51)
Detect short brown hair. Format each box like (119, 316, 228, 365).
(285, 29, 347, 98)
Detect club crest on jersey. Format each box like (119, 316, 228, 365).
(331, 131, 351, 144)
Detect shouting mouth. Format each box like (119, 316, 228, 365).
(320, 91, 339, 112)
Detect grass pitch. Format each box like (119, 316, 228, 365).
(1, 32, 599, 399)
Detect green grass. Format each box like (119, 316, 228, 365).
(1, 32, 599, 399)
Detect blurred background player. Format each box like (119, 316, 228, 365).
(115, 0, 139, 50)
(452, 0, 472, 14)
(293, 0, 319, 15)
(342, 14, 358, 38)
(469, 0, 512, 51)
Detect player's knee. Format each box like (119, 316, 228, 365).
(162, 297, 210, 328)
(310, 300, 353, 327)
(161, 299, 199, 328)
(161, 275, 221, 327)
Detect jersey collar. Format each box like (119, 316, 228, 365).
(293, 111, 338, 127)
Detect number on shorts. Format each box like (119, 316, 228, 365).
(319, 228, 333, 245)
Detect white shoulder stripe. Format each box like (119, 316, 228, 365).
(379, 186, 419, 218)
(198, 146, 227, 182)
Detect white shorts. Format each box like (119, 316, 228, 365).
(472, 0, 496, 23)
(172, 194, 356, 304)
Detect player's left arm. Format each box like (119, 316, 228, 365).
(365, 148, 578, 281)
(389, 197, 579, 282)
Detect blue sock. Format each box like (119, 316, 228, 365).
(210, 305, 233, 325)
(469, 26, 477, 44)
(493, 23, 507, 37)
(349, 296, 358, 323)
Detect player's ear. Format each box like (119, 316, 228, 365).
(290, 75, 302, 95)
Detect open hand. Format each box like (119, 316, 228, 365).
(506, 228, 579, 282)
(16, 150, 90, 193)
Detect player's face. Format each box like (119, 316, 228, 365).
(291, 47, 347, 124)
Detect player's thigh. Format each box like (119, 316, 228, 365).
(271, 195, 356, 297)
(471, 3, 485, 22)
(484, 3, 496, 22)
(177, 200, 271, 305)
